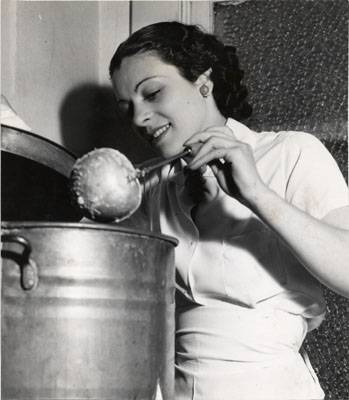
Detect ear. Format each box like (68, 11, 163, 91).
(195, 68, 213, 91)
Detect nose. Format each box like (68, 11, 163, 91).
(133, 102, 153, 128)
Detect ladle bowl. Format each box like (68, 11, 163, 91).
(70, 148, 142, 222)
(70, 147, 191, 222)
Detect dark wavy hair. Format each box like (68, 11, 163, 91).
(109, 21, 252, 121)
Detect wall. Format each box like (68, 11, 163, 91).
(214, 0, 348, 178)
(131, 0, 212, 32)
(2, 1, 99, 148)
(1, 0, 211, 159)
(1, 0, 132, 155)
(214, 1, 348, 399)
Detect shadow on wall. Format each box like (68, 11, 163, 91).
(59, 83, 156, 163)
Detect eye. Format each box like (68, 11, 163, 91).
(145, 89, 161, 101)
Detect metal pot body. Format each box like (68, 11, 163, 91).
(1, 222, 176, 400)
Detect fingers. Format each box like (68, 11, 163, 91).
(184, 126, 236, 147)
(183, 126, 254, 188)
(183, 126, 240, 169)
(189, 146, 235, 170)
(182, 125, 259, 203)
(186, 135, 238, 170)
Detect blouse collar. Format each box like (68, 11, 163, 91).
(226, 118, 258, 149)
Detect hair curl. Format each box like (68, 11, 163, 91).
(109, 21, 252, 121)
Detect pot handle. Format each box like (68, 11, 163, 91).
(1, 234, 38, 291)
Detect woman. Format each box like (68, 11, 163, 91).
(109, 21, 349, 399)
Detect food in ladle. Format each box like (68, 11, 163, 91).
(70, 148, 142, 222)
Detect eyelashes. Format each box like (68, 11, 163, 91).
(144, 89, 161, 101)
(117, 88, 162, 118)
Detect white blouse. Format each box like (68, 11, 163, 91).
(147, 118, 348, 327)
(145, 118, 348, 399)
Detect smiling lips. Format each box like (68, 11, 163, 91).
(150, 123, 171, 143)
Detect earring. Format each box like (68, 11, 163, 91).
(200, 84, 209, 97)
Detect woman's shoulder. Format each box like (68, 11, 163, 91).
(256, 129, 328, 160)
(280, 130, 325, 148)
(259, 129, 321, 146)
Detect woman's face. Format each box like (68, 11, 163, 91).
(111, 52, 218, 158)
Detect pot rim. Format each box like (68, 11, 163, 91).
(1, 124, 76, 178)
(1, 221, 178, 247)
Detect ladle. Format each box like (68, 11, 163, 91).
(70, 147, 191, 222)
(132, 147, 191, 179)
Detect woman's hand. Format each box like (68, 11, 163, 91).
(184, 125, 267, 207)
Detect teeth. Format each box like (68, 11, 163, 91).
(153, 123, 170, 139)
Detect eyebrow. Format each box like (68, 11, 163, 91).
(116, 76, 160, 104)
(135, 76, 158, 91)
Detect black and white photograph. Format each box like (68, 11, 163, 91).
(1, 1, 348, 399)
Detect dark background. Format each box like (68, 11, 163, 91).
(214, 1, 348, 399)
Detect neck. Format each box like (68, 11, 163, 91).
(205, 100, 227, 128)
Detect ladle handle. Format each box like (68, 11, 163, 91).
(135, 148, 192, 179)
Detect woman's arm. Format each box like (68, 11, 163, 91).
(248, 187, 349, 298)
(185, 126, 349, 298)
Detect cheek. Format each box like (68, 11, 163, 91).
(166, 87, 204, 127)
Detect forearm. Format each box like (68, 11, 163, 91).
(248, 185, 349, 298)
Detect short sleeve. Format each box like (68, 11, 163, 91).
(284, 132, 349, 219)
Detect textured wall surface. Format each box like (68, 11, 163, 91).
(214, 1, 348, 399)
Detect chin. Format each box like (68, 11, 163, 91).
(158, 146, 183, 159)
(156, 149, 172, 159)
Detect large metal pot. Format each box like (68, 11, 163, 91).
(1, 222, 177, 400)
